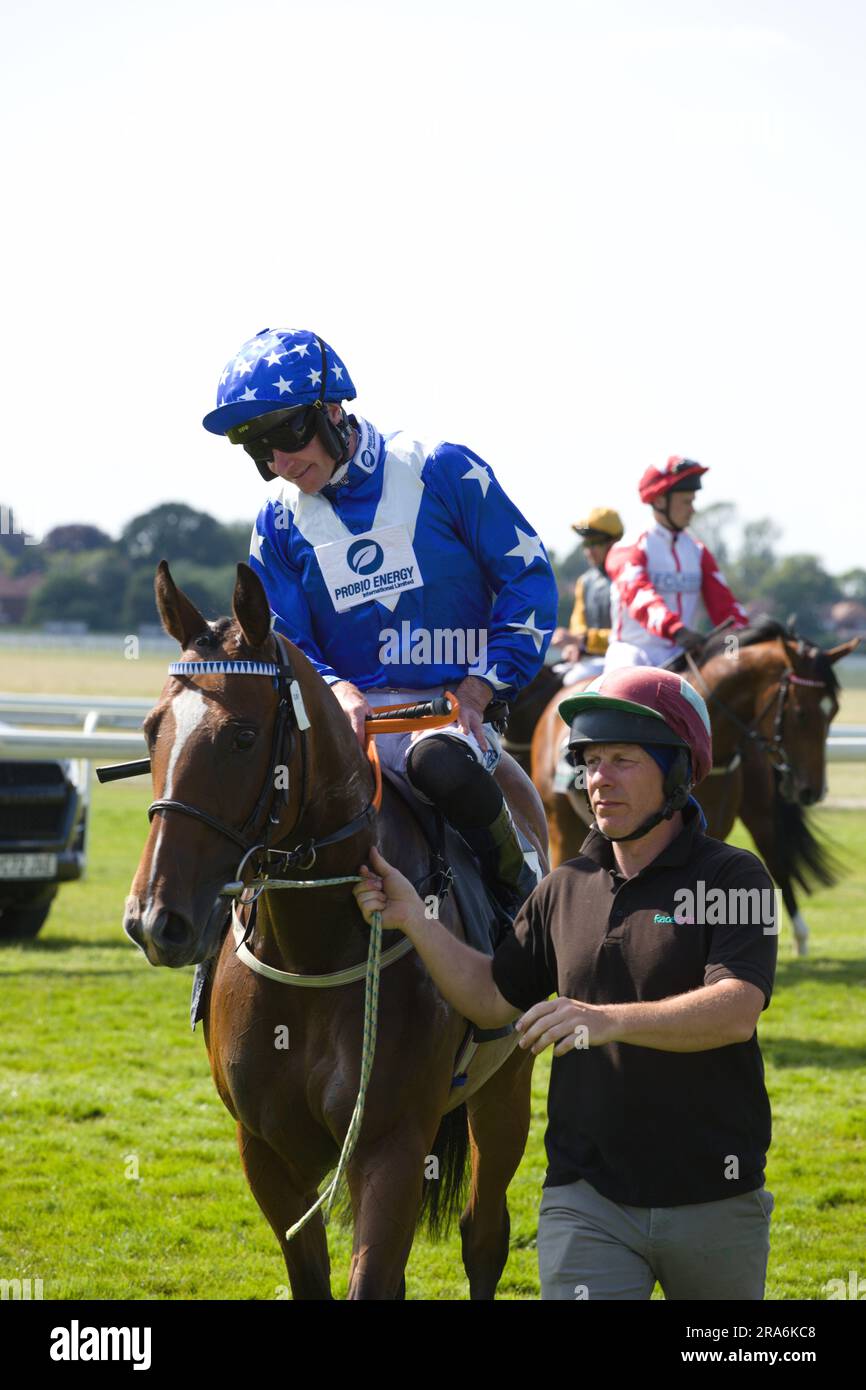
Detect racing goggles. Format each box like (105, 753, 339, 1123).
(227, 406, 320, 466)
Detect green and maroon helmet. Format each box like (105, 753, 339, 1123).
(558, 668, 713, 840)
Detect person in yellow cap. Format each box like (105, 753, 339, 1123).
(553, 508, 624, 685)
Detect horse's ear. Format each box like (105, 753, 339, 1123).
(154, 560, 209, 648)
(825, 636, 861, 664)
(232, 562, 272, 650)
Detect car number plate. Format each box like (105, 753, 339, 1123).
(0, 853, 58, 879)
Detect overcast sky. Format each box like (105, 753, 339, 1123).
(2, 0, 864, 573)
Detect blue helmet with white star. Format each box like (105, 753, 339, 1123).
(202, 328, 356, 436)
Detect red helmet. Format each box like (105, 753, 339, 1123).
(639, 456, 709, 504)
(558, 666, 713, 786)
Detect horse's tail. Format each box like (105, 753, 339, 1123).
(772, 789, 841, 894)
(417, 1102, 471, 1240)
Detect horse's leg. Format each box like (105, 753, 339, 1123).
(237, 1125, 333, 1301)
(344, 1126, 433, 1300)
(459, 1042, 534, 1299)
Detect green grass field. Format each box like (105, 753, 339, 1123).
(0, 647, 864, 1299)
(0, 789, 864, 1300)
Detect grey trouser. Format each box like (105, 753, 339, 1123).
(538, 1178, 774, 1300)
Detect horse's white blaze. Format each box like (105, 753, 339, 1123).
(146, 687, 208, 910)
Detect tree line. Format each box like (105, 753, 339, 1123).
(1, 500, 863, 645)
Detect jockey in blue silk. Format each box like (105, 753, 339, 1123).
(203, 327, 558, 915)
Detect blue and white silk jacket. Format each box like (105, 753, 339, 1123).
(248, 419, 558, 699)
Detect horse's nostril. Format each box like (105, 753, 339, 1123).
(124, 913, 143, 945)
(161, 912, 191, 946)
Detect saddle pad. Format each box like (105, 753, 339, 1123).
(378, 767, 502, 951)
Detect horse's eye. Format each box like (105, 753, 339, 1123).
(233, 728, 257, 751)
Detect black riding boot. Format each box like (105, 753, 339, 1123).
(406, 734, 540, 920)
(459, 801, 541, 918)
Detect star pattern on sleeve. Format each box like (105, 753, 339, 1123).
(249, 529, 264, 563)
(505, 610, 551, 654)
(461, 457, 491, 497)
(505, 526, 546, 567)
(468, 662, 509, 691)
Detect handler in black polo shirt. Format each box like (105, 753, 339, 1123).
(353, 667, 777, 1300)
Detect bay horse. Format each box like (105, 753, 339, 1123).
(529, 621, 859, 954)
(123, 561, 548, 1299)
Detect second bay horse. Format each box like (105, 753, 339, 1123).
(529, 621, 859, 953)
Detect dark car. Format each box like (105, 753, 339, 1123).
(0, 721, 88, 938)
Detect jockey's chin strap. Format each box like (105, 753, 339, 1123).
(653, 499, 686, 533)
(594, 789, 689, 845)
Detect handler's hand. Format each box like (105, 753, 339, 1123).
(331, 680, 373, 748)
(452, 675, 492, 753)
(352, 845, 425, 936)
(516, 996, 621, 1056)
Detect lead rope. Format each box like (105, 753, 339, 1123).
(285, 905, 383, 1242)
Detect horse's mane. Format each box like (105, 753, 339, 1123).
(681, 617, 840, 693)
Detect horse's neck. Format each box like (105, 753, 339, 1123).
(700, 644, 788, 725)
(253, 648, 374, 975)
(279, 642, 373, 842)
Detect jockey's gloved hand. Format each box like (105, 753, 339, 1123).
(675, 625, 706, 654)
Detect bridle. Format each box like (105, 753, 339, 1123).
(147, 637, 375, 900)
(685, 650, 829, 782)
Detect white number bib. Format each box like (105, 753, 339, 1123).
(314, 524, 423, 613)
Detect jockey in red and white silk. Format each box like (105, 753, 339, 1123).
(603, 457, 748, 669)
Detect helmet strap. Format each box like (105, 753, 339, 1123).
(314, 402, 354, 465)
(588, 747, 692, 843)
(653, 496, 685, 533)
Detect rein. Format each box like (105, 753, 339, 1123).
(685, 650, 827, 779)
